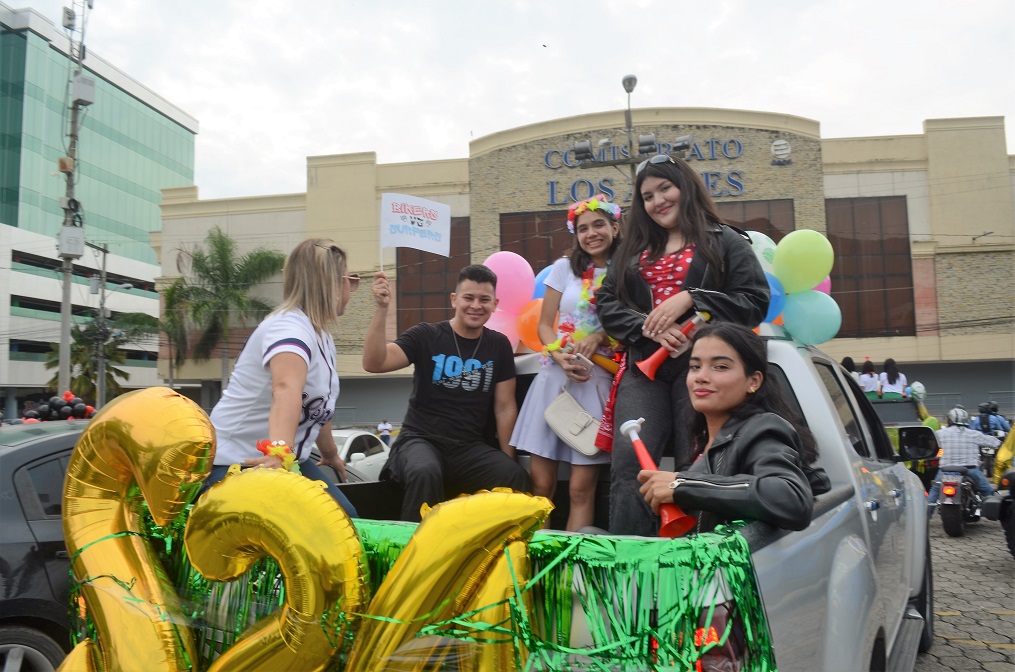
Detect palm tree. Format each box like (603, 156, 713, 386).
(160, 277, 191, 390)
(177, 227, 285, 390)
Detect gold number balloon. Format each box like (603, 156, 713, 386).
(185, 467, 367, 672)
(345, 490, 552, 671)
(59, 387, 214, 672)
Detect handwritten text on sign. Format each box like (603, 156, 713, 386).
(380, 193, 451, 257)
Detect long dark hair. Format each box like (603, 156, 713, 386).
(614, 157, 725, 307)
(686, 323, 818, 464)
(567, 208, 622, 276)
(861, 359, 875, 375)
(883, 358, 900, 385)
(840, 356, 856, 373)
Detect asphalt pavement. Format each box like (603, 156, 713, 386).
(914, 510, 1014, 671)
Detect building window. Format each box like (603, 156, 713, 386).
(825, 196, 915, 337)
(500, 210, 573, 277)
(717, 199, 796, 240)
(396, 217, 471, 332)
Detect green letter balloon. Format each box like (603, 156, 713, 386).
(773, 229, 834, 294)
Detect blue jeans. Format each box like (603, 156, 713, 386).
(199, 461, 358, 517)
(927, 467, 994, 504)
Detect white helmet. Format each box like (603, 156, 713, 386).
(947, 407, 969, 426)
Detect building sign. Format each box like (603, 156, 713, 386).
(544, 137, 750, 205)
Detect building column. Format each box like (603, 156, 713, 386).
(4, 387, 17, 420)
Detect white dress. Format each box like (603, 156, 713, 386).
(509, 258, 613, 465)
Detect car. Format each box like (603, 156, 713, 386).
(310, 428, 389, 482)
(0, 420, 86, 671)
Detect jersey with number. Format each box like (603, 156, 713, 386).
(395, 321, 515, 444)
(210, 309, 339, 466)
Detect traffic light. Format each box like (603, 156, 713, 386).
(573, 140, 594, 161)
(638, 134, 657, 156)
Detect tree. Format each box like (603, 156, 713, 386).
(160, 277, 191, 390)
(44, 313, 158, 401)
(177, 227, 285, 390)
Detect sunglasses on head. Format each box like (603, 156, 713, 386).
(635, 154, 676, 175)
(344, 274, 360, 291)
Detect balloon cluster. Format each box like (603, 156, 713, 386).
(482, 251, 541, 350)
(19, 390, 95, 424)
(747, 230, 841, 345)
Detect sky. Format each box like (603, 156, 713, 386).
(18, 0, 1015, 200)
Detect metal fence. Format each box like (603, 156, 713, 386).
(924, 391, 1015, 419)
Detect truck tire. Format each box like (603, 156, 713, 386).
(940, 504, 965, 537)
(914, 538, 934, 653)
(0, 625, 66, 672)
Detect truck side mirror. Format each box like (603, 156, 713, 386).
(896, 426, 938, 461)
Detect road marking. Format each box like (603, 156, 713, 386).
(934, 611, 961, 616)
(989, 610, 1015, 615)
(940, 637, 1015, 650)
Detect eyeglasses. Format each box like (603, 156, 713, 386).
(344, 274, 360, 291)
(635, 154, 676, 175)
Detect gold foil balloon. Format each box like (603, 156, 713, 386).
(59, 387, 214, 672)
(185, 467, 366, 672)
(345, 489, 552, 671)
(462, 539, 532, 671)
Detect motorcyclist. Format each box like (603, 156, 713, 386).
(968, 401, 1010, 435)
(927, 406, 1000, 512)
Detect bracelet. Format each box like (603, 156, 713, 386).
(255, 439, 298, 472)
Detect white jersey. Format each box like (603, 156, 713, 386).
(879, 372, 907, 395)
(210, 309, 339, 466)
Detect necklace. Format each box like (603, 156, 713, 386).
(452, 323, 483, 362)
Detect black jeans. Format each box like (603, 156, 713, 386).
(609, 366, 693, 537)
(384, 433, 531, 522)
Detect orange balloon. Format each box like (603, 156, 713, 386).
(517, 299, 544, 353)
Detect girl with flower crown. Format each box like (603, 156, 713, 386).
(509, 194, 622, 531)
(596, 156, 769, 537)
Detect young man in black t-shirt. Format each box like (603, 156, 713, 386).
(363, 264, 530, 521)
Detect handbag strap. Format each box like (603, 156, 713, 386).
(560, 376, 608, 407)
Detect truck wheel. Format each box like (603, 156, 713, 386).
(914, 538, 934, 653)
(940, 505, 965, 537)
(1004, 513, 1015, 560)
(0, 625, 66, 671)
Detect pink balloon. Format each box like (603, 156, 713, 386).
(482, 251, 535, 314)
(485, 309, 520, 349)
(814, 276, 832, 294)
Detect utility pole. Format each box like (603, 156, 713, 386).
(56, 1, 95, 393)
(89, 242, 109, 407)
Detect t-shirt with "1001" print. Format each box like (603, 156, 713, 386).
(394, 320, 515, 445)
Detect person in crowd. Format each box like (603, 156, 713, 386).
(969, 401, 1010, 435)
(879, 358, 908, 399)
(840, 356, 861, 385)
(638, 323, 826, 533)
(200, 238, 358, 516)
(927, 406, 1000, 510)
(858, 359, 880, 400)
(509, 195, 621, 531)
(596, 154, 769, 537)
(363, 264, 530, 522)
(377, 418, 393, 445)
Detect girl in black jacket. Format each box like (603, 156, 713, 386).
(638, 323, 821, 533)
(597, 155, 769, 536)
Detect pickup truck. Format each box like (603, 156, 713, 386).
(870, 396, 940, 490)
(1, 329, 937, 672)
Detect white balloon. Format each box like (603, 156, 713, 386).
(747, 231, 776, 273)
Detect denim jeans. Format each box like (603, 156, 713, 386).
(608, 366, 693, 537)
(927, 467, 994, 504)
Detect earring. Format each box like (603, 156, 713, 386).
(748, 387, 757, 393)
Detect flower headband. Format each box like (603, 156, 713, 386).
(566, 194, 622, 234)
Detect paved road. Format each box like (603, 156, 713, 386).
(915, 511, 1014, 671)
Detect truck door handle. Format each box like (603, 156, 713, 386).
(56, 551, 69, 559)
(865, 500, 880, 512)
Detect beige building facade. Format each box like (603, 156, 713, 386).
(157, 109, 1014, 419)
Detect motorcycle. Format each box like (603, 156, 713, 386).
(979, 430, 1005, 479)
(935, 465, 982, 537)
(982, 467, 1015, 559)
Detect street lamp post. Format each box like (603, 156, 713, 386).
(622, 74, 638, 185)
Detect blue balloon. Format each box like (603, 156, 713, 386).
(532, 264, 553, 300)
(764, 272, 786, 323)
(782, 290, 842, 345)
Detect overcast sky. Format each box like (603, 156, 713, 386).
(20, 0, 1015, 200)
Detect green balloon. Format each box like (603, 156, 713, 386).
(773, 229, 834, 294)
(782, 290, 841, 345)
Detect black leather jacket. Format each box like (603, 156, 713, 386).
(597, 223, 769, 370)
(672, 412, 817, 533)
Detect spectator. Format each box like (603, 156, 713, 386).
(858, 359, 880, 400)
(841, 356, 861, 385)
(377, 419, 393, 445)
